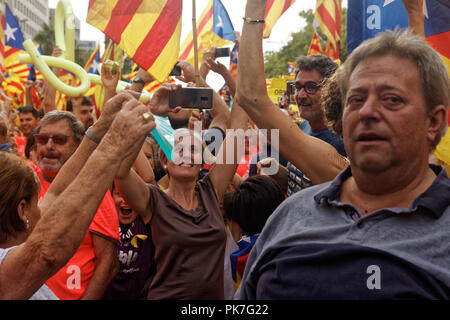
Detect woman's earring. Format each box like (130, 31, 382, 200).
(26, 219, 29, 229)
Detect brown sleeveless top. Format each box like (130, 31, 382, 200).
(145, 174, 226, 300)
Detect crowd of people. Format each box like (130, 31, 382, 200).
(0, 0, 449, 300)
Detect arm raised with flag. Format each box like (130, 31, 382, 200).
(235, 0, 348, 185)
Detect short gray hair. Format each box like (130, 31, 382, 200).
(339, 29, 449, 149)
(36, 110, 85, 143)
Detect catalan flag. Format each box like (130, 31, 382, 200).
(230, 235, 259, 292)
(229, 43, 238, 79)
(87, 0, 182, 83)
(0, 6, 5, 70)
(325, 39, 340, 65)
(287, 62, 295, 76)
(423, 0, 450, 79)
(179, 0, 235, 67)
(307, 31, 324, 55)
(314, 0, 341, 54)
(263, 0, 296, 39)
(84, 44, 100, 74)
(2, 4, 28, 109)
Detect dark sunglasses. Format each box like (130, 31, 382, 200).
(293, 81, 322, 95)
(34, 134, 70, 145)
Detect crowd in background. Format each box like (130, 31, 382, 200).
(0, 0, 449, 300)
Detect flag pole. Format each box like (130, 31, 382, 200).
(192, 0, 200, 87)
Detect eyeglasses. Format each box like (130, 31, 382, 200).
(293, 81, 322, 95)
(34, 134, 70, 145)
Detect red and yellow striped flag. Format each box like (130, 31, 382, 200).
(263, 0, 296, 39)
(87, 0, 182, 83)
(307, 31, 324, 55)
(325, 38, 340, 64)
(314, 0, 341, 54)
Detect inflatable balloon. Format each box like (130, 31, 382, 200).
(19, 40, 91, 97)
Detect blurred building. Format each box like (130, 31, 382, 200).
(0, 0, 49, 40)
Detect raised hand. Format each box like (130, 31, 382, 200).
(102, 98, 156, 159)
(93, 90, 139, 137)
(205, 57, 228, 75)
(257, 157, 280, 176)
(175, 60, 195, 84)
(101, 61, 121, 94)
(148, 83, 182, 117)
(189, 109, 202, 131)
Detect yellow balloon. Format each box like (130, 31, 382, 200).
(19, 40, 91, 97)
(88, 72, 152, 103)
(55, 0, 75, 61)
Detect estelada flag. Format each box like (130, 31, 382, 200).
(87, 0, 182, 83)
(229, 43, 238, 79)
(84, 44, 100, 74)
(263, 0, 296, 39)
(287, 62, 295, 76)
(179, 0, 235, 67)
(307, 31, 324, 55)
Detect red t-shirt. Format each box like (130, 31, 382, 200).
(235, 146, 259, 178)
(14, 135, 26, 156)
(32, 165, 120, 300)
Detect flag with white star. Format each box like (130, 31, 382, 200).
(3, 4, 25, 51)
(179, 0, 235, 66)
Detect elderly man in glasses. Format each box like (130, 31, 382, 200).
(258, 55, 347, 196)
(32, 110, 120, 299)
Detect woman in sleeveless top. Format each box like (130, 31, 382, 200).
(115, 85, 250, 299)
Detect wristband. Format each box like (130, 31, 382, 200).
(85, 126, 101, 144)
(243, 17, 265, 24)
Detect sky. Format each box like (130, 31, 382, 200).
(47, 0, 327, 90)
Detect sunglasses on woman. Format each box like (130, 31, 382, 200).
(34, 134, 70, 145)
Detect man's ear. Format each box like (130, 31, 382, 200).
(427, 105, 447, 144)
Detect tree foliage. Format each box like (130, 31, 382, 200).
(33, 23, 91, 67)
(264, 8, 347, 78)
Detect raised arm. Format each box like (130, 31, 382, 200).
(42, 46, 63, 114)
(209, 100, 250, 202)
(235, 0, 347, 185)
(402, 0, 424, 36)
(114, 84, 182, 224)
(0, 98, 155, 300)
(132, 148, 156, 185)
(202, 46, 237, 98)
(25, 80, 34, 107)
(101, 61, 121, 107)
(38, 91, 138, 214)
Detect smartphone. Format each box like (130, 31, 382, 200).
(215, 47, 230, 58)
(169, 64, 182, 76)
(286, 81, 295, 96)
(169, 87, 213, 109)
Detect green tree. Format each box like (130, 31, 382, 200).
(33, 23, 91, 67)
(33, 23, 55, 55)
(264, 8, 347, 78)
